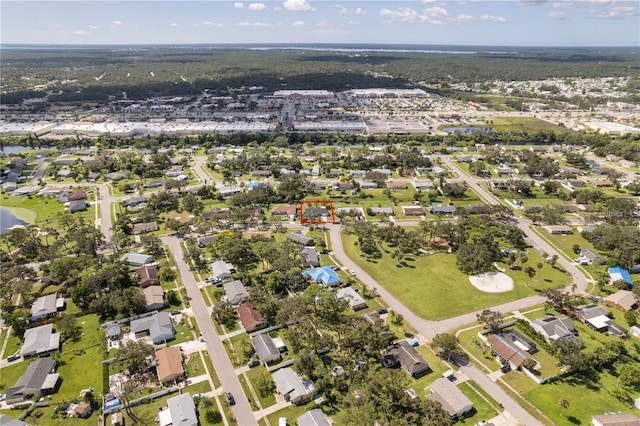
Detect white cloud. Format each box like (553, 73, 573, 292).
(423, 6, 449, 18)
(234, 2, 244, 8)
(422, 0, 437, 3)
(354, 7, 366, 15)
(348, 19, 360, 24)
(480, 14, 508, 22)
(201, 21, 224, 27)
(547, 10, 567, 18)
(237, 21, 271, 26)
(587, 4, 640, 17)
(169, 23, 178, 27)
(283, 0, 314, 11)
(517, 0, 549, 5)
(110, 20, 123, 28)
(73, 30, 90, 35)
(248, 2, 268, 10)
(292, 20, 305, 26)
(453, 14, 474, 23)
(380, 7, 428, 23)
(88, 25, 98, 29)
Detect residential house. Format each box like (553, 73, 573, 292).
(304, 207, 328, 219)
(579, 249, 606, 265)
(457, 155, 472, 163)
(608, 266, 633, 287)
(158, 393, 198, 426)
(121, 252, 154, 267)
(203, 207, 230, 220)
(301, 266, 341, 287)
(384, 341, 430, 378)
(5, 358, 60, 403)
(369, 207, 394, 216)
(576, 304, 627, 337)
(592, 413, 640, 426)
(154, 346, 184, 384)
(67, 190, 87, 212)
(386, 181, 408, 190)
(543, 225, 573, 235)
(401, 206, 424, 216)
(336, 287, 368, 311)
(224, 280, 249, 305)
(132, 222, 159, 235)
(359, 181, 378, 189)
(251, 333, 281, 365)
(272, 367, 315, 405)
(211, 260, 234, 281)
(428, 378, 473, 419)
(123, 196, 147, 208)
(106, 323, 123, 341)
(349, 170, 366, 178)
(297, 409, 331, 426)
(136, 265, 159, 287)
(20, 324, 61, 358)
(531, 315, 577, 342)
(604, 290, 638, 313)
(272, 204, 297, 221)
(487, 334, 535, 370)
(130, 312, 175, 344)
(288, 233, 315, 246)
(30, 293, 64, 322)
(429, 205, 457, 215)
(0, 415, 29, 426)
(105, 172, 128, 181)
(143, 286, 165, 312)
(197, 234, 216, 248)
(238, 302, 267, 332)
(300, 247, 320, 268)
(412, 181, 435, 191)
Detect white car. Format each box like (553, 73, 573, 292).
(350, 270, 356, 276)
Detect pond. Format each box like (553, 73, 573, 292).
(0, 207, 29, 234)
(442, 126, 493, 135)
(1, 145, 32, 155)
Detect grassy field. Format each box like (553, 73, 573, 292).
(489, 117, 573, 134)
(341, 232, 570, 320)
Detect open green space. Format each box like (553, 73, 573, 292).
(245, 366, 277, 408)
(458, 381, 501, 424)
(488, 117, 572, 134)
(342, 232, 569, 320)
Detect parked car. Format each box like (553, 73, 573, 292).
(7, 353, 20, 362)
(226, 392, 235, 406)
(248, 360, 260, 369)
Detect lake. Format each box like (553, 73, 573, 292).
(1, 145, 31, 155)
(0, 208, 29, 234)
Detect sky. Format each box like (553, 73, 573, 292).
(1, 0, 639, 46)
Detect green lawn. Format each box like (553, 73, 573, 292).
(342, 233, 569, 320)
(201, 351, 221, 388)
(458, 381, 501, 424)
(245, 366, 277, 408)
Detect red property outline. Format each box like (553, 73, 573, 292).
(299, 200, 336, 224)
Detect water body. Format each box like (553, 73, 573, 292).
(1, 145, 31, 155)
(0, 208, 29, 235)
(442, 126, 493, 135)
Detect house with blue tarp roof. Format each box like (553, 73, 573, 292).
(301, 266, 341, 287)
(608, 266, 633, 286)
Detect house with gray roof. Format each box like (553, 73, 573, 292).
(297, 409, 332, 426)
(429, 378, 473, 418)
(5, 358, 60, 403)
(130, 312, 175, 344)
(336, 287, 367, 311)
(385, 341, 430, 378)
(531, 315, 577, 342)
(429, 205, 457, 215)
(300, 247, 320, 268)
(251, 333, 281, 365)
(20, 324, 61, 358)
(224, 280, 249, 306)
(30, 293, 64, 322)
(272, 367, 315, 405)
(288, 233, 315, 246)
(163, 392, 198, 426)
(0, 414, 30, 426)
(211, 260, 234, 280)
(132, 222, 159, 235)
(121, 252, 154, 266)
(369, 207, 394, 216)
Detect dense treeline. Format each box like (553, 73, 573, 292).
(2, 47, 638, 102)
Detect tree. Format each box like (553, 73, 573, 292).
(118, 340, 154, 373)
(476, 309, 503, 333)
(431, 333, 459, 361)
(559, 398, 569, 415)
(624, 310, 637, 327)
(618, 364, 640, 390)
(57, 315, 82, 342)
(257, 373, 275, 398)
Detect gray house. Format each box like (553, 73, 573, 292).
(288, 233, 315, 246)
(300, 247, 320, 268)
(429, 378, 473, 418)
(211, 260, 234, 280)
(130, 312, 175, 344)
(30, 293, 64, 322)
(121, 252, 154, 266)
(20, 324, 61, 358)
(251, 333, 281, 365)
(272, 367, 315, 405)
(297, 409, 331, 426)
(531, 315, 577, 342)
(160, 392, 198, 426)
(224, 280, 249, 305)
(5, 358, 60, 403)
(385, 341, 430, 378)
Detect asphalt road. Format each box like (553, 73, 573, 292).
(162, 236, 258, 426)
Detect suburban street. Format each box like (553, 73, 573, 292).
(162, 236, 258, 426)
